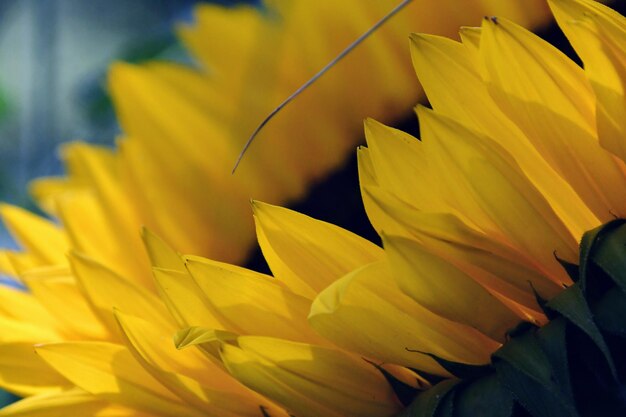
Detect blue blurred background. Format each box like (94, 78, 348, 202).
(0, 0, 220, 249)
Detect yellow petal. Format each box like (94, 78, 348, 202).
(0, 284, 60, 342)
(174, 326, 238, 360)
(363, 118, 438, 214)
(36, 342, 202, 417)
(115, 311, 279, 417)
(0, 342, 70, 396)
(69, 252, 171, 338)
(0, 251, 18, 276)
(28, 177, 82, 217)
(385, 235, 521, 343)
(549, 0, 626, 163)
(253, 201, 383, 297)
(185, 258, 328, 345)
(55, 190, 142, 287)
(459, 26, 482, 55)
(142, 229, 184, 272)
(409, 32, 598, 239)
(0, 388, 114, 417)
(152, 268, 222, 331)
(119, 134, 255, 264)
(59, 143, 152, 288)
(22, 267, 110, 341)
(0, 205, 68, 265)
(220, 336, 401, 417)
(309, 261, 498, 372)
(418, 108, 578, 281)
(364, 186, 563, 306)
(480, 16, 595, 131)
(480, 16, 626, 220)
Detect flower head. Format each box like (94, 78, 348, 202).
(0, 1, 611, 417)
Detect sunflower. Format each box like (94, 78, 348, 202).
(84, 0, 626, 415)
(0, 1, 599, 417)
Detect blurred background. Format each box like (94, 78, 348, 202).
(0, 0, 244, 249)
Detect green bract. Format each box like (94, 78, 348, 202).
(398, 220, 626, 417)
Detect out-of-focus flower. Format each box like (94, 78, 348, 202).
(0, 1, 570, 416)
(24, 0, 551, 268)
(148, 0, 626, 415)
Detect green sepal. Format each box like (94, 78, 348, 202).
(406, 350, 492, 380)
(578, 219, 625, 295)
(589, 223, 626, 294)
(493, 360, 577, 417)
(396, 379, 459, 417)
(433, 387, 455, 417)
(452, 374, 514, 417)
(546, 284, 617, 380)
(554, 252, 580, 283)
(594, 287, 626, 338)
(534, 318, 573, 403)
(492, 330, 577, 417)
(398, 219, 626, 417)
(529, 283, 558, 321)
(505, 321, 538, 339)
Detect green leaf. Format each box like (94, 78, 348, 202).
(547, 284, 617, 380)
(397, 380, 459, 417)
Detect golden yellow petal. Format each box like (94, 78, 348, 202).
(480, 16, 626, 220)
(152, 268, 222, 331)
(0, 205, 68, 266)
(0, 342, 70, 396)
(385, 235, 521, 342)
(253, 200, 383, 296)
(418, 108, 578, 281)
(364, 186, 562, 306)
(57, 142, 152, 290)
(0, 285, 60, 342)
(309, 261, 498, 372)
(220, 336, 401, 417)
(115, 311, 276, 417)
(550, 0, 626, 165)
(0, 388, 114, 417)
(22, 267, 110, 341)
(36, 342, 202, 417)
(410, 32, 599, 239)
(141, 229, 184, 272)
(69, 252, 171, 338)
(185, 258, 328, 345)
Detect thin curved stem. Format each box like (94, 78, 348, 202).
(232, 0, 414, 174)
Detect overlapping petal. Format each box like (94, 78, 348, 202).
(0, 1, 603, 416)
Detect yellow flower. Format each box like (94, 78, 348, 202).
(132, 0, 626, 415)
(0, 1, 582, 417)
